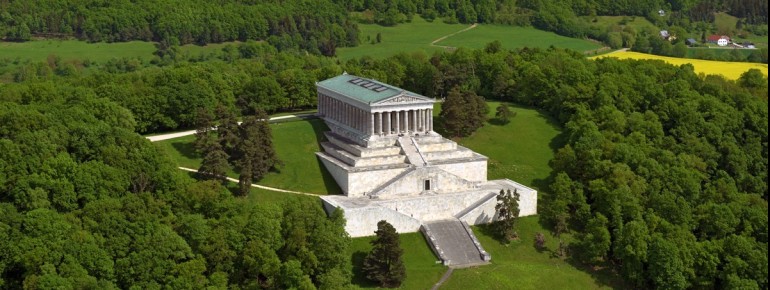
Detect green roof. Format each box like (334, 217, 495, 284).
(316, 74, 422, 104)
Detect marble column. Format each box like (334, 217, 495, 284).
(394, 111, 399, 134)
(369, 112, 374, 134)
(428, 109, 433, 131)
(378, 112, 383, 135)
(383, 112, 389, 135)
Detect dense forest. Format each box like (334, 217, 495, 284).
(1, 0, 767, 58)
(1, 38, 766, 288)
(0, 0, 358, 55)
(0, 75, 352, 288)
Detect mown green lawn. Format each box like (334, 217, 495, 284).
(154, 118, 341, 195)
(436, 25, 602, 53)
(350, 232, 446, 289)
(435, 101, 563, 191)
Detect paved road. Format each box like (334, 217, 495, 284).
(145, 113, 316, 142)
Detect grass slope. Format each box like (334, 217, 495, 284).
(436, 25, 602, 53)
(452, 102, 562, 190)
(336, 17, 466, 60)
(592, 50, 769, 79)
(441, 216, 623, 290)
(154, 118, 341, 194)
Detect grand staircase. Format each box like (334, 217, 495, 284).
(398, 137, 427, 167)
(421, 219, 490, 267)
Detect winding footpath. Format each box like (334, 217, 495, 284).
(430, 23, 478, 50)
(146, 113, 314, 142)
(176, 167, 320, 196)
(145, 113, 321, 196)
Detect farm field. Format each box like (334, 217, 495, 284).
(593, 50, 768, 79)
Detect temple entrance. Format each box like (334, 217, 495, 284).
(424, 179, 431, 191)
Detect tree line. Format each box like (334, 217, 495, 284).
(0, 0, 358, 56)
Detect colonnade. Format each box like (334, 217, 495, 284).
(318, 93, 433, 136)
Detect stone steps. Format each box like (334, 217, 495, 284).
(421, 219, 489, 267)
(398, 137, 427, 167)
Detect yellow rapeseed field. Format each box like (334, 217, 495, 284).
(591, 50, 768, 80)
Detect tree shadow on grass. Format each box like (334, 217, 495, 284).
(564, 253, 627, 289)
(350, 251, 378, 288)
(307, 118, 343, 195)
(171, 140, 200, 160)
(487, 117, 510, 126)
(475, 223, 509, 246)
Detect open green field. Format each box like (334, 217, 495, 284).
(337, 17, 602, 60)
(436, 25, 602, 53)
(336, 17, 466, 60)
(154, 118, 341, 194)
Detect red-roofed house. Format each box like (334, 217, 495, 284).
(707, 35, 731, 46)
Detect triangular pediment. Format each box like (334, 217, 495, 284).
(374, 93, 433, 105)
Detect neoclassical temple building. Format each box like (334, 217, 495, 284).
(315, 73, 537, 266)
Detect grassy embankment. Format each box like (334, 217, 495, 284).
(593, 50, 768, 79)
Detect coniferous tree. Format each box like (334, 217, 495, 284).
(495, 103, 515, 124)
(234, 110, 280, 196)
(363, 220, 406, 288)
(198, 141, 230, 183)
(495, 188, 520, 242)
(215, 105, 240, 158)
(193, 107, 215, 153)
